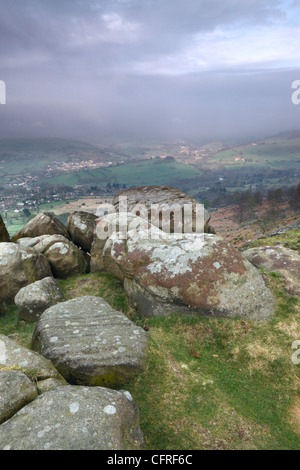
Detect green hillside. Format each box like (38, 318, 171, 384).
(39, 159, 203, 187)
(210, 134, 300, 169)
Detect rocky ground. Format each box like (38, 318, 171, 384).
(0, 186, 300, 450)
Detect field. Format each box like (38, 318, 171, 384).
(209, 135, 300, 169)
(39, 159, 203, 187)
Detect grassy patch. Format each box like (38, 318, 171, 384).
(0, 306, 35, 348)
(241, 229, 300, 252)
(57, 272, 134, 318)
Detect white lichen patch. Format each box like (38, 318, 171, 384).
(69, 402, 80, 414)
(103, 405, 117, 415)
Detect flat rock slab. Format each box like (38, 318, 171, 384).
(0, 370, 37, 424)
(32, 296, 149, 387)
(0, 385, 144, 450)
(0, 335, 63, 381)
(15, 277, 65, 322)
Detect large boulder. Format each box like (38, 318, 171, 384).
(0, 370, 38, 425)
(103, 230, 275, 321)
(67, 211, 98, 253)
(243, 245, 300, 295)
(17, 235, 89, 279)
(32, 296, 149, 387)
(11, 212, 69, 243)
(112, 185, 212, 233)
(0, 385, 144, 450)
(0, 243, 52, 306)
(0, 215, 9, 242)
(14, 277, 65, 322)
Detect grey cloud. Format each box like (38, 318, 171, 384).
(0, 0, 299, 143)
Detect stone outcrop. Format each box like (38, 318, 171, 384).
(0, 215, 9, 242)
(112, 185, 212, 233)
(0, 243, 52, 306)
(11, 212, 69, 243)
(17, 235, 89, 279)
(243, 245, 300, 295)
(102, 229, 275, 321)
(0, 370, 38, 425)
(0, 385, 144, 450)
(14, 277, 65, 322)
(32, 296, 149, 387)
(0, 335, 64, 383)
(67, 211, 98, 253)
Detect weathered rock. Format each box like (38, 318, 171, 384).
(113, 185, 211, 233)
(18, 234, 89, 279)
(0, 243, 52, 305)
(14, 277, 65, 322)
(243, 245, 300, 295)
(11, 212, 69, 243)
(0, 385, 144, 450)
(91, 213, 152, 273)
(37, 377, 67, 394)
(43, 236, 89, 278)
(0, 370, 37, 424)
(0, 215, 9, 242)
(103, 230, 275, 321)
(32, 296, 149, 387)
(16, 235, 49, 249)
(67, 211, 98, 252)
(0, 335, 63, 381)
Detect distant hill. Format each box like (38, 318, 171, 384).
(208, 133, 300, 170)
(0, 137, 128, 184)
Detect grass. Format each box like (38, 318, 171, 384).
(241, 229, 300, 252)
(0, 270, 299, 449)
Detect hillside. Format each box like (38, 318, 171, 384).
(38, 158, 203, 187)
(208, 133, 300, 170)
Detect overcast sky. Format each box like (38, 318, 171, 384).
(0, 0, 300, 144)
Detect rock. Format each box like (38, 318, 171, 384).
(43, 236, 89, 278)
(0, 335, 63, 382)
(103, 230, 275, 321)
(0, 370, 38, 424)
(67, 211, 98, 252)
(11, 212, 69, 243)
(18, 235, 89, 279)
(32, 296, 149, 387)
(90, 213, 152, 273)
(37, 378, 67, 394)
(0, 385, 144, 450)
(243, 245, 300, 295)
(0, 215, 9, 242)
(14, 277, 65, 322)
(112, 185, 211, 233)
(0, 243, 52, 305)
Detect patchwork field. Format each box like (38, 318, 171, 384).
(39, 159, 203, 187)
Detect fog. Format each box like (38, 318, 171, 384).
(0, 0, 300, 144)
